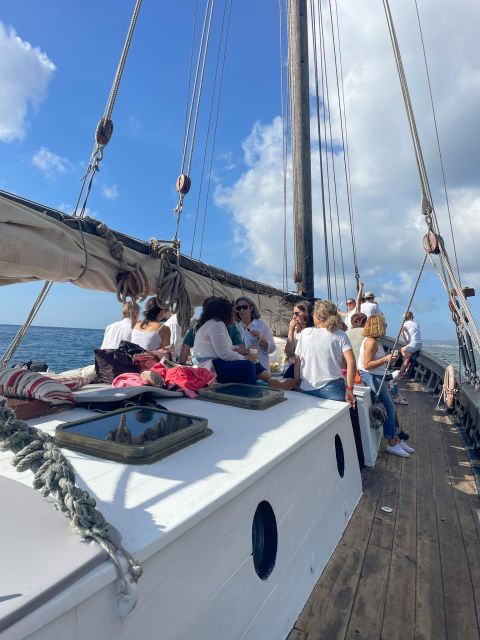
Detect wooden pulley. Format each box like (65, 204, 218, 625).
(96, 118, 114, 146)
(451, 287, 476, 298)
(422, 231, 441, 254)
(176, 174, 191, 195)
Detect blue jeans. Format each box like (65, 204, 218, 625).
(212, 359, 264, 385)
(360, 370, 396, 439)
(302, 378, 346, 401)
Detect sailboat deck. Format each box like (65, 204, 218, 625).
(290, 379, 480, 640)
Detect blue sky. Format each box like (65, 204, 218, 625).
(1, 0, 480, 340)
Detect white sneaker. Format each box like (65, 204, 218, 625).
(399, 441, 415, 454)
(398, 396, 408, 405)
(386, 442, 410, 458)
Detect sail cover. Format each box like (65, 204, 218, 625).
(0, 190, 301, 336)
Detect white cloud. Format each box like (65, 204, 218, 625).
(215, 0, 480, 311)
(32, 146, 71, 178)
(0, 22, 55, 142)
(102, 184, 119, 200)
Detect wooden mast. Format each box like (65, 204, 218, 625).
(289, 0, 314, 299)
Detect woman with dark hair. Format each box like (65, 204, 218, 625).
(131, 297, 172, 353)
(283, 301, 313, 378)
(193, 297, 293, 388)
(234, 296, 276, 373)
(358, 314, 414, 457)
(294, 300, 356, 404)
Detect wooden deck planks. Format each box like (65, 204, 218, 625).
(293, 381, 480, 640)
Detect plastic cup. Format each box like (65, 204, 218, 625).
(249, 348, 259, 362)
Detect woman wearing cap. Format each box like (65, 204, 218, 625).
(294, 300, 356, 405)
(358, 314, 415, 458)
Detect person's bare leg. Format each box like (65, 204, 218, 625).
(257, 370, 296, 390)
(397, 346, 410, 378)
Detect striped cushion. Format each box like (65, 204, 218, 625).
(0, 368, 75, 405)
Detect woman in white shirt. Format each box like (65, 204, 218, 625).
(235, 296, 276, 373)
(358, 314, 414, 458)
(294, 300, 356, 405)
(194, 297, 293, 389)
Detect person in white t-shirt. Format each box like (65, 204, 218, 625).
(294, 300, 356, 405)
(100, 301, 140, 349)
(397, 311, 422, 378)
(358, 282, 382, 318)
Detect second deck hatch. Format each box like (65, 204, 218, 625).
(198, 383, 285, 409)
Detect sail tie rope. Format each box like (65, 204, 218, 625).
(150, 242, 191, 334)
(0, 398, 143, 587)
(374, 253, 427, 401)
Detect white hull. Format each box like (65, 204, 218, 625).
(2, 394, 362, 640)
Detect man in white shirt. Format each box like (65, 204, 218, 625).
(396, 311, 422, 378)
(360, 288, 382, 318)
(100, 301, 140, 350)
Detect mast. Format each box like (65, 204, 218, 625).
(289, 0, 314, 299)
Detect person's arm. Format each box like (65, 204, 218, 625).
(158, 325, 171, 348)
(343, 348, 356, 406)
(362, 337, 396, 370)
(294, 355, 301, 390)
(250, 320, 275, 355)
(210, 322, 244, 360)
(179, 343, 190, 365)
(285, 318, 298, 357)
(356, 283, 363, 312)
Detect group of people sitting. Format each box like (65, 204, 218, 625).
(101, 287, 422, 459)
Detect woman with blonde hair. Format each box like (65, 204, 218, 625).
(294, 300, 356, 405)
(358, 314, 414, 457)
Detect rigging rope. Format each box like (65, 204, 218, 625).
(310, 0, 331, 299)
(279, 0, 290, 292)
(374, 253, 428, 401)
(318, 0, 345, 303)
(198, 0, 233, 261)
(383, 0, 480, 358)
(0, 398, 142, 588)
(413, 0, 461, 283)
(174, 0, 216, 236)
(190, 0, 229, 257)
(0, 1, 143, 369)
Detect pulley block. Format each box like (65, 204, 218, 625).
(422, 231, 441, 255)
(451, 287, 476, 299)
(176, 174, 191, 195)
(96, 118, 114, 146)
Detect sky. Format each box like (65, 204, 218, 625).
(1, 0, 479, 340)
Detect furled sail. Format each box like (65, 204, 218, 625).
(0, 190, 301, 336)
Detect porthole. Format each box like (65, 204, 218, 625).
(335, 434, 345, 478)
(252, 501, 277, 580)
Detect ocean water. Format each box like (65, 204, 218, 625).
(0, 324, 468, 374)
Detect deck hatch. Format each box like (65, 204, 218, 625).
(55, 406, 211, 464)
(198, 383, 285, 410)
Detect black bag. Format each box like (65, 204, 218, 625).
(118, 340, 146, 357)
(369, 402, 388, 430)
(94, 349, 139, 384)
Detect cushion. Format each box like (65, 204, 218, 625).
(0, 369, 75, 405)
(94, 349, 138, 384)
(42, 373, 92, 390)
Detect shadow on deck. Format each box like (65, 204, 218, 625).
(289, 380, 480, 640)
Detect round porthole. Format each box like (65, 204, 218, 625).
(252, 501, 277, 580)
(335, 434, 345, 478)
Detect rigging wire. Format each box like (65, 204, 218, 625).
(333, 0, 360, 288)
(174, 0, 216, 236)
(318, 0, 346, 303)
(1, 0, 143, 368)
(413, 0, 462, 283)
(279, 0, 290, 292)
(182, 0, 199, 151)
(310, 0, 331, 299)
(286, 1, 298, 268)
(198, 0, 233, 261)
(190, 0, 229, 256)
(326, 0, 352, 302)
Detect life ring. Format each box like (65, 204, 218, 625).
(443, 364, 457, 411)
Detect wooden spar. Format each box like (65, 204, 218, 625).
(289, 0, 314, 299)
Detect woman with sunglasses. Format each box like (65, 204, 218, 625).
(284, 302, 313, 378)
(234, 296, 276, 373)
(193, 297, 291, 389)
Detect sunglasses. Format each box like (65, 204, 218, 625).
(293, 311, 303, 317)
(236, 304, 250, 311)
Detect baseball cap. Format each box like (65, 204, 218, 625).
(365, 291, 375, 299)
